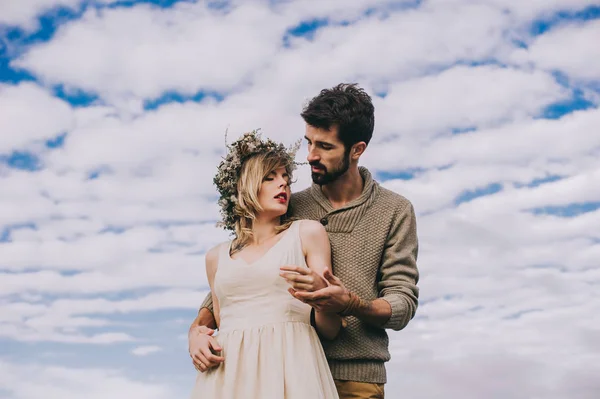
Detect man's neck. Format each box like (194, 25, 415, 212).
(321, 166, 364, 209)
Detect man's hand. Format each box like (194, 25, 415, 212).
(280, 265, 328, 292)
(289, 268, 351, 313)
(189, 326, 224, 372)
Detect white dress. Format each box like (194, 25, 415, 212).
(190, 221, 339, 399)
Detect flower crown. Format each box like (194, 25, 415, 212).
(214, 129, 302, 231)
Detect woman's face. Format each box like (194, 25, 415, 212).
(257, 166, 291, 218)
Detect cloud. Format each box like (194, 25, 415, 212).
(385, 346, 600, 399)
(1, 289, 208, 343)
(0, 82, 73, 153)
(12, 2, 290, 106)
(131, 345, 163, 356)
(11, 1, 518, 108)
(1, 1, 599, 398)
(513, 18, 600, 82)
(0, 0, 81, 30)
(373, 105, 599, 170)
(251, 1, 515, 95)
(0, 360, 175, 399)
(374, 65, 569, 139)
(427, 0, 600, 21)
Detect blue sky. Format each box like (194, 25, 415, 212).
(1, 1, 600, 398)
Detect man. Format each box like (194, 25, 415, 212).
(189, 83, 419, 399)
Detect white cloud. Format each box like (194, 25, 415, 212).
(273, 0, 412, 22)
(367, 107, 600, 175)
(0, 253, 209, 295)
(0, 360, 175, 399)
(1, 289, 208, 343)
(374, 65, 569, 139)
(131, 345, 163, 356)
(12, 2, 290, 104)
(490, 0, 599, 20)
(1, 1, 599, 398)
(253, 1, 515, 93)
(0, 0, 81, 30)
(426, 0, 600, 21)
(513, 18, 600, 82)
(0, 82, 73, 152)
(11, 1, 518, 108)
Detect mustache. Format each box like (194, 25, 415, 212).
(309, 161, 326, 170)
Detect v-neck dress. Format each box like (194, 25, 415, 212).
(190, 221, 339, 399)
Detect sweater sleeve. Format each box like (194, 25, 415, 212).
(199, 291, 214, 313)
(378, 200, 420, 331)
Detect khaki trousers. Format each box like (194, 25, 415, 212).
(334, 380, 385, 399)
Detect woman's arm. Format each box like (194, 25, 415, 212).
(299, 220, 342, 340)
(205, 246, 221, 328)
(189, 245, 224, 372)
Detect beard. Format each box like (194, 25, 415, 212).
(310, 152, 350, 186)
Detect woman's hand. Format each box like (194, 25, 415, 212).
(189, 326, 224, 372)
(289, 268, 351, 313)
(279, 265, 328, 292)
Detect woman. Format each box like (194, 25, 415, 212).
(190, 131, 341, 398)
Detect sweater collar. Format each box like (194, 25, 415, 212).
(310, 167, 378, 214)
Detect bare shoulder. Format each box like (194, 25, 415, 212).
(298, 219, 327, 235)
(297, 220, 331, 269)
(298, 219, 327, 240)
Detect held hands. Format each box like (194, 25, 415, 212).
(189, 326, 224, 372)
(284, 267, 351, 314)
(279, 265, 328, 292)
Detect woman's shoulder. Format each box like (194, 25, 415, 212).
(296, 219, 327, 240)
(296, 220, 329, 257)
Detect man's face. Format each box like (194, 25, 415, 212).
(304, 125, 350, 186)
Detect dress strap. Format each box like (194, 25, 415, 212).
(217, 240, 233, 266)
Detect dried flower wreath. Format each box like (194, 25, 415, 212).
(214, 129, 302, 231)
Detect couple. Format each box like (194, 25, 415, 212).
(189, 84, 420, 399)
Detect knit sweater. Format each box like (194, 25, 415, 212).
(200, 167, 419, 384)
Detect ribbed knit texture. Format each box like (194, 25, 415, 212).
(201, 167, 419, 384)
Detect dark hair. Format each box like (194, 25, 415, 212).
(301, 83, 375, 150)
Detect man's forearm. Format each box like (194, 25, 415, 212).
(189, 307, 217, 334)
(342, 292, 392, 327)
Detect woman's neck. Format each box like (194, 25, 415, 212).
(251, 216, 280, 245)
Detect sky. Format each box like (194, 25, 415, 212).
(1, 0, 599, 398)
